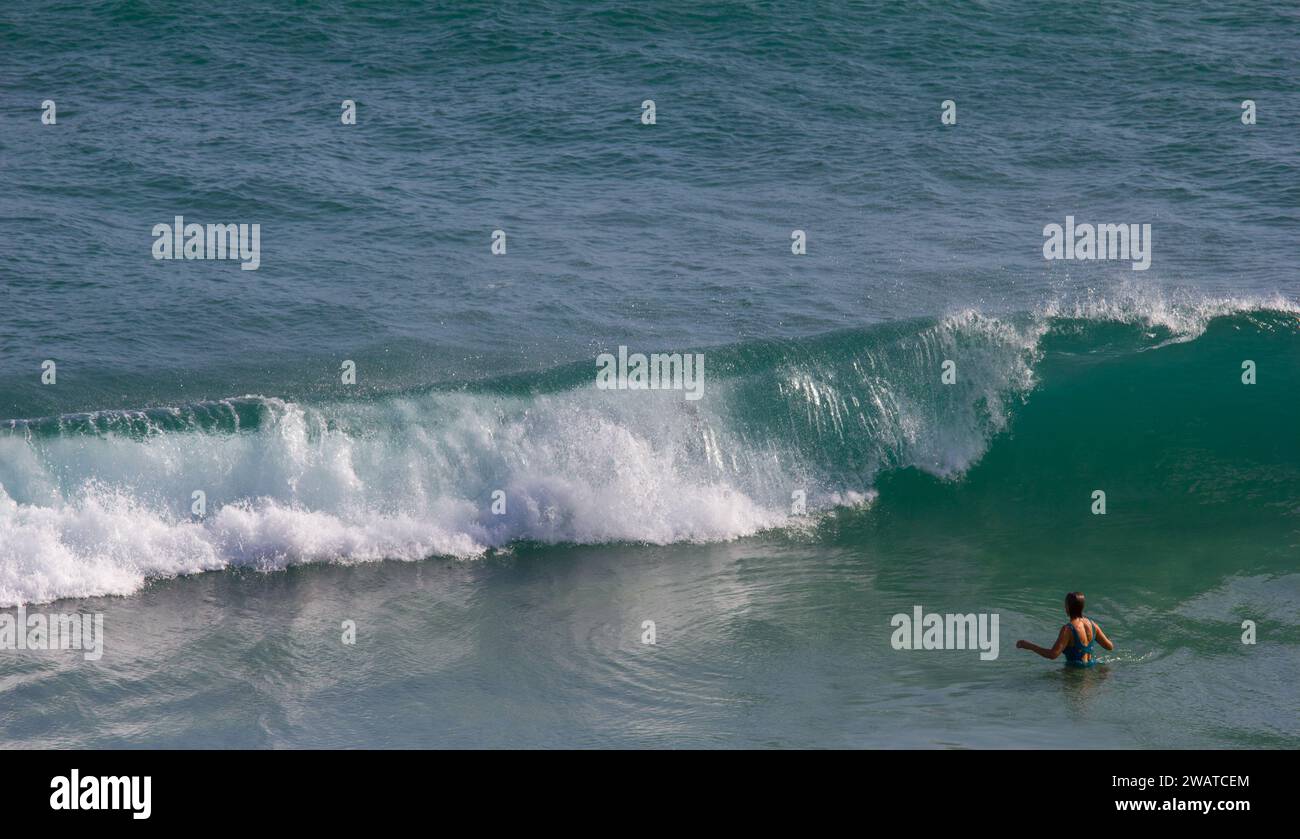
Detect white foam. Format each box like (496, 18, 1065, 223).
(1037, 282, 1300, 340)
(5, 292, 1291, 606)
(0, 387, 806, 606)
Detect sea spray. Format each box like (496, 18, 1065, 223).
(0, 303, 1296, 607)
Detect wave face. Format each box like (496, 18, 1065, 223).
(1, 297, 1297, 607)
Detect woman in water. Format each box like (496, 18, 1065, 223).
(1016, 592, 1113, 667)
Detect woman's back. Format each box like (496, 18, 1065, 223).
(1016, 592, 1114, 665)
(1063, 616, 1098, 666)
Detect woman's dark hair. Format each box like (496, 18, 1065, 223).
(1065, 592, 1085, 618)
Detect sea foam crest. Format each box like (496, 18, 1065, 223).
(2, 293, 1294, 606)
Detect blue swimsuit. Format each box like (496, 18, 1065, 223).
(1064, 618, 1100, 667)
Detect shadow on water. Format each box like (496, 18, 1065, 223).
(1040, 661, 1115, 717)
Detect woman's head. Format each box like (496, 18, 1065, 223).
(1065, 592, 1085, 619)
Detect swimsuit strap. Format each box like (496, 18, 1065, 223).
(1071, 613, 1092, 647)
(1065, 618, 1097, 665)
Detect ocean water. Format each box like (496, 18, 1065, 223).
(1, 0, 1297, 748)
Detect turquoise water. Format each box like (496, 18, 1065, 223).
(0, 1, 1297, 747)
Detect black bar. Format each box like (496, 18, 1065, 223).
(1, 749, 1280, 825)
